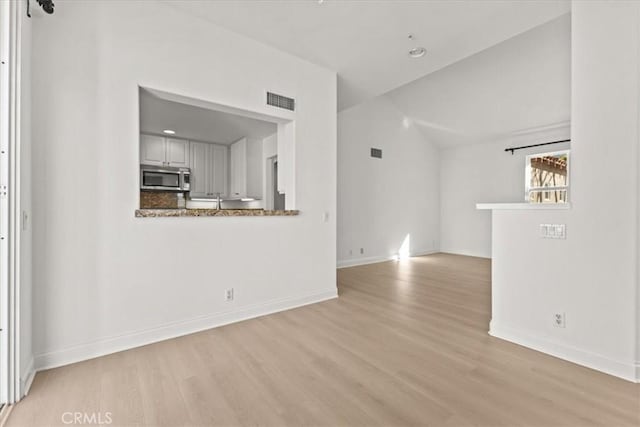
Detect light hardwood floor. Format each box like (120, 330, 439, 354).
(7, 254, 640, 426)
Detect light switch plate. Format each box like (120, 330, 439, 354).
(540, 224, 566, 239)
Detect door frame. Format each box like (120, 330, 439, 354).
(0, 0, 23, 406)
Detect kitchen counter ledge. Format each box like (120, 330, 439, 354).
(135, 209, 299, 217)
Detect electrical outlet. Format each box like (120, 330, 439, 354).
(225, 288, 234, 302)
(349, 249, 353, 256)
(553, 312, 566, 328)
(360, 248, 364, 255)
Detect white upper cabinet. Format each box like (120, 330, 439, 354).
(166, 138, 190, 167)
(140, 134, 166, 167)
(189, 142, 210, 198)
(246, 139, 263, 199)
(189, 141, 228, 198)
(140, 134, 190, 168)
(211, 145, 228, 198)
(229, 137, 263, 199)
(229, 138, 247, 198)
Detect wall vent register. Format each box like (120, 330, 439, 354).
(370, 148, 382, 159)
(267, 92, 295, 111)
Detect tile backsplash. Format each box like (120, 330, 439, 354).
(140, 191, 178, 209)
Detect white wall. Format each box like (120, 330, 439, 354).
(440, 126, 570, 258)
(488, 0, 640, 381)
(387, 14, 571, 148)
(337, 95, 440, 267)
(31, 1, 336, 369)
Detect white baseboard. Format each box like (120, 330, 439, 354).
(490, 322, 639, 383)
(0, 404, 14, 427)
(410, 249, 438, 257)
(438, 249, 491, 259)
(34, 289, 338, 371)
(337, 255, 396, 268)
(20, 356, 35, 396)
(337, 250, 437, 269)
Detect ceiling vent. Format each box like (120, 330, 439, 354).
(267, 92, 295, 112)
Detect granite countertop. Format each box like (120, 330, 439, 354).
(135, 209, 299, 217)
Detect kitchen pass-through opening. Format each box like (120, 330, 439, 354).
(138, 87, 296, 211)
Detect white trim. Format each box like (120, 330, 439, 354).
(0, 0, 10, 406)
(10, 0, 23, 405)
(0, 0, 23, 405)
(439, 250, 491, 260)
(337, 250, 437, 269)
(19, 356, 33, 397)
(476, 202, 571, 210)
(636, 0, 640, 388)
(338, 255, 396, 269)
(508, 120, 571, 137)
(490, 322, 639, 383)
(34, 289, 337, 371)
(0, 404, 13, 427)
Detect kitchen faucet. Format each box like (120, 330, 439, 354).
(215, 192, 222, 210)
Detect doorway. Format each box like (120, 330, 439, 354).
(273, 160, 285, 210)
(265, 156, 286, 211)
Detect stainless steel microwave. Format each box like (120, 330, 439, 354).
(140, 165, 191, 192)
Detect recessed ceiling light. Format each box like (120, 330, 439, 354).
(163, 129, 176, 135)
(409, 47, 426, 58)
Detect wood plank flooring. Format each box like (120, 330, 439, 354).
(7, 253, 640, 426)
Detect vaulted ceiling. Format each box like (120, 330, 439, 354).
(166, 0, 570, 111)
(387, 13, 571, 148)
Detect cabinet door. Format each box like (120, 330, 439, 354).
(246, 138, 263, 199)
(140, 134, 166, 166)
(166, 138, 190, 167)
(189, 142, 210, 198)
(229, 138, 247, 198)
(210, 145, 228, 198)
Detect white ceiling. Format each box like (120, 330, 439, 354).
(387, 13, 571, 148)
(139, 89, 277, 144)
(165, 0, 570, 111)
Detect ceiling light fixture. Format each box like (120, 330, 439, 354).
(162, 129, 176, 135)
(409, 47, 426, 58)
